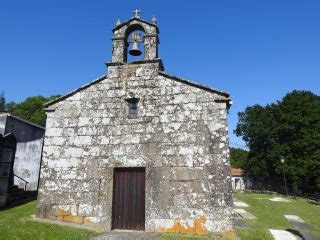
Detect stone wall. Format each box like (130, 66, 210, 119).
(37, 61, 234, 236)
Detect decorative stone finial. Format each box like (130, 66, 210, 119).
(116, 19, 121, 26)
(151, 15, 157, 25)
(132, 9, 141, 18)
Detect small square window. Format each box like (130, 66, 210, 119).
(126, 98, 139, 119)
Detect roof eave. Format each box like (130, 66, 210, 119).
(44, 75, 107, 108)
(7, 114, 45, 130)
(159, 71, 232, 110)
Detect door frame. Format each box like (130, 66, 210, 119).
(111, 167, 146, 231)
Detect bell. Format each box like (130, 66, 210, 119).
(129, 42, 142, 56)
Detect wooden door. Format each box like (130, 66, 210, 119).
(112, 168, 145, 230)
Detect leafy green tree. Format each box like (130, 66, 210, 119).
(5, 95, 60, 126)
(0, 92, 5, 112)
(235, 90, 320, 191)
(230, 147, 248, 169)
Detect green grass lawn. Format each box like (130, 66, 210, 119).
(0, 201, 95, 240)
(159, 193, 320, 240)
(0, 194, 319, 240)
(234, 193, 320, 240)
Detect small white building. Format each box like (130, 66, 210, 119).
(231, 167, 252, 191)
(0, 113, 45, 207)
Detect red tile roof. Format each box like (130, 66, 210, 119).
(231, 167, 244, 176)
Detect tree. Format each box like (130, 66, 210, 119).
(230, 147, 248, 169)
(0, 91, 5, 112)
(235, 90, 320, 191)
(5, 95, 60, 126)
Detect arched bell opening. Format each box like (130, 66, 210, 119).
(124, 24, 146, 63)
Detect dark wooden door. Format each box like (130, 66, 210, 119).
(112, 168, 145, 230)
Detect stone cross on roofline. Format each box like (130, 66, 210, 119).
(133, 9, 141, 18)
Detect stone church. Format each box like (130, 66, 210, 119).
(36, 11, 235, 237)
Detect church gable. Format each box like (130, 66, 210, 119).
(45, 70, 230, 111)
(45, 71, 229, 129)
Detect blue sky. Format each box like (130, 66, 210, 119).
(1, 1, 319, 147)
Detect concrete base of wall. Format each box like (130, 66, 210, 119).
(32, 215, 237, 239)
(30, 215, 106, 233)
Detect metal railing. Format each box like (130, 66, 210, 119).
(12, 174, 29, 191)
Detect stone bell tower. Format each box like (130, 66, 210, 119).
(106, 10, 163, 71)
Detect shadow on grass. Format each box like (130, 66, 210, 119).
(285, 228, 305, 239)
(307, 201, 320, 206)
(0, 197, 36, 211)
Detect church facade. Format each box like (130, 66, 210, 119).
(36, 11, 235, 236)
